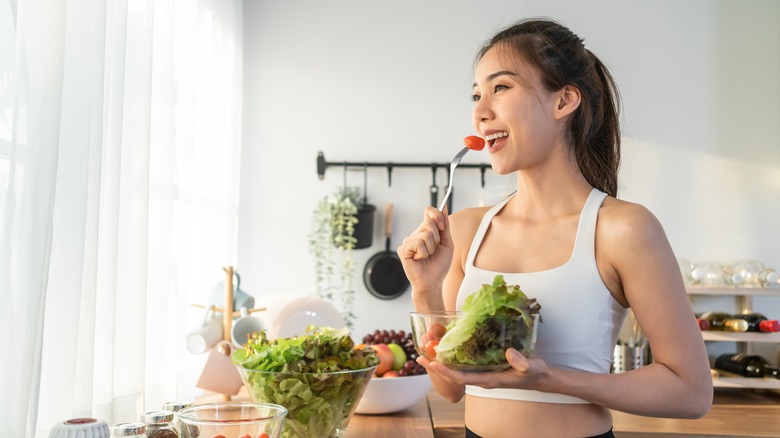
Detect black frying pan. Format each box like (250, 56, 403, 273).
(363, 203, 410, 300)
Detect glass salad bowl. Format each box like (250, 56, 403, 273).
(176, 402, 287, 438)
(232, 325, 379, 438)
(410, 310, 539, 371)
(236, 366, 375, 438)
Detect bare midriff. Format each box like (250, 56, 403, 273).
(465, 394, 613, 438)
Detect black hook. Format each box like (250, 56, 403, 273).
(363, 162, 368, 203)
(387, 163, 393, 187)
(317, 151, 327, 180)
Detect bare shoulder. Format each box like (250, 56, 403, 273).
(597, 196, 667, 245)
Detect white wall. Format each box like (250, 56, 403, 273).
(238, 0, 780, 349)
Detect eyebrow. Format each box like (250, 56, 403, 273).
(473, 71, 518, 88)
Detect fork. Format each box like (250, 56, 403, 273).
(437, 146, 471, 211)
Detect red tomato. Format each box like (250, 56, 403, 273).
(258, 433, 271, 438)
(211, 435, 226, 438)
(463, 135, 485, 151)
(426, 323, 447, 341)
(424, 339, 439, 359)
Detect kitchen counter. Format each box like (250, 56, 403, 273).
(346, 388, 780, 437)
(201, 386, 780, 437)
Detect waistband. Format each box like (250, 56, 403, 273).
(466, 385, 590, 404)
(466, 425, 614, 438)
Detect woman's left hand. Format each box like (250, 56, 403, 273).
(420, 348, 551, 390)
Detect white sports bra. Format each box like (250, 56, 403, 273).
(456, 188, 627, 404)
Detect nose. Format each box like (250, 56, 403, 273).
(472, 96, 494, 127)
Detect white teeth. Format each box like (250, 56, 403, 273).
(485, 131, 508, 141)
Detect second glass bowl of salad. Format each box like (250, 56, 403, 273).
(232, 325, 379, 438)
(410, 311, 539, 371)
(176, 402, 287, 438)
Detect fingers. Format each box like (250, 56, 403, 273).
(505, 348, 531, 373)
(397, 207, 449, 261)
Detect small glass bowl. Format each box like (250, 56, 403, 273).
(409, 311, 539, 371)
(176, 402, 287, 438)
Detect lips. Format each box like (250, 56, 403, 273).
(484, 131, 509, 153)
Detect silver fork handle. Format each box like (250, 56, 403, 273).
(437, 166, 456, 211)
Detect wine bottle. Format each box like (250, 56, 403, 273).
(696, 311, 748, 332)
(694, 316, 710, 331)
(733, 312, 780, 333)
(714, 353, 780, 379)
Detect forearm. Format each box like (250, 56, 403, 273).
(541, 362, 712, 419)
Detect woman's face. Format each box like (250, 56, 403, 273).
(472, 45, 562, 175)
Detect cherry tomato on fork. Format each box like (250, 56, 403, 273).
(464, 135, 485, 151)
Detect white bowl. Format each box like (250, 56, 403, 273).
(354, 373, 432, 415)
(261, 294, 346, 339)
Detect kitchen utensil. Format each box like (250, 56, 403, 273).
(410, 311, 539, 371)
(208, 270, 255, 314)
(438, 147, 470, 211)
(353, 164, 376, 249)
(186, 305, 222, 354)
(196, 341, 244, 396)
(177, 402, 288, 438)
(363, 204, 410, 299)
(355, 373, 432, 415)
(429, 166, 439, 207)
(262, 294, 346, 339)
(49, 418, 109, 438)
(231, 306, 267, 348)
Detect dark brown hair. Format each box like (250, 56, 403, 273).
(477, 18, 621, 197)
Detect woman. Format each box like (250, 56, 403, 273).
(397, 18, 712, 438)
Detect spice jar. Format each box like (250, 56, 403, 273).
(161, 401, 191, 412)
(160, 402, 191, 435)
(141, 410, 178, 438)
(110, 422, 147, 438)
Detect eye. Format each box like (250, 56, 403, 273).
(493, 84, 509, 93)
(471, 93, 481, 102)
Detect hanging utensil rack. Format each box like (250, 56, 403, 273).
(316, 151, 492, 187)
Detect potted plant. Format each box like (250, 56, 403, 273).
(309, 186, 374, 329)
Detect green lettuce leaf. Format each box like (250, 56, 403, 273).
(436, 275, 542, 367)
(232, 325, 379, 437)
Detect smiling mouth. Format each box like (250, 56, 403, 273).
(485, 131, 508, 147)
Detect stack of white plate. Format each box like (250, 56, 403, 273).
(260, 294, 346, 339)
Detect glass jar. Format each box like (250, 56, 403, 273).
(161, 401, 191, 413)
(110, 422, 147, 438)
(141, 410, 178, 438)
(690, 261, 727, 286)
(161, 401, 191, 433)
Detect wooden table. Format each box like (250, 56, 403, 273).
(348, 388, 780, 437)
(202, 387, 780, 437)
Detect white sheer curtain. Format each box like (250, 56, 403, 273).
(0, 0, 243, 436)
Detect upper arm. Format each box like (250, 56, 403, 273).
(600, 202, 710, 380)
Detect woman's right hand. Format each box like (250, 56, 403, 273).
(396, 206, 454, 295)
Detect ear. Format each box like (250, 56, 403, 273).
(553, 85, 581, 120)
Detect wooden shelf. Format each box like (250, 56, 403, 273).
(702, 331, 780, 343)
(712, 376, 780, 389)
(712, 369, 780, 389)
(687, 286, 780, 296)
